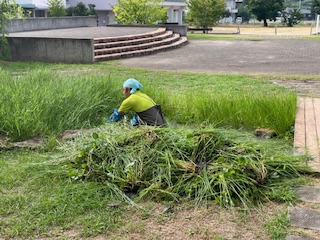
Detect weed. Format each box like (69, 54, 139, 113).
(65, 124, 309, 208)
(265, 210, 291, 240)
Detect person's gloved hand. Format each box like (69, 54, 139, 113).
(107, 108, 123, 123)
(131, 114, 139, 126)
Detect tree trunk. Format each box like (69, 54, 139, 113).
(263, 19, 268, 27)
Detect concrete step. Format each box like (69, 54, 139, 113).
(288, 207, 320, 231)
(95, 36, 188, 61)
(287, 235, 320, 240)
(93, 27, 166, 44)
(94, 31, 173, 49)
(94, 34, 181, 55)
(295, 186, 320, 203)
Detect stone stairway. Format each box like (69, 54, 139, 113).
(287, 186, 320, 240)
(93, 27, 188, 61)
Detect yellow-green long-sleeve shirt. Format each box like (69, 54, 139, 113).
(118, 91, 155, 113)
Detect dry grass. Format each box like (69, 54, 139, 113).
(27, 202, 285, 240)
(211, 25, 314, 36)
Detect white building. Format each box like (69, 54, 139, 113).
(67, 0, 186, 25)
(15, 0, 60, 17)
(223, 0, 244, 23)
(15, 0, 247, 25)
(15, 0, 186, 25)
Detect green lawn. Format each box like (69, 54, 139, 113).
(0, 60, 313, 239)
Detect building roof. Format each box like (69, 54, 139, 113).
(18, 4, 36, 9)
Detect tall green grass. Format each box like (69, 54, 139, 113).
(0, 69, 119, 141)
(145, 73, 297, 135)
(149, 84, 296, 135)
(0, 63, 297, 141)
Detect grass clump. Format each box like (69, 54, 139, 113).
(164, 89, 296, 135)
(265, 210, 291, 240)
(0, 69, 119, 141)
(65, 124, 309, 208)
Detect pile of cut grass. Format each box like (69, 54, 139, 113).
(65, 124, 310, 208)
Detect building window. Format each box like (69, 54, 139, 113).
(35, 10, 46, 17)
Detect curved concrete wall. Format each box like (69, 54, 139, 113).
(106, 24, 188, 36)
(7, 37, 94, 64)
(6, 16, 97, 33)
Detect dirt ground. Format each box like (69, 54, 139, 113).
(49, 202, 285, 240)
(211, 25, 315, 35)
(106, 202, 284, 240)
(31, 180, 320, 240)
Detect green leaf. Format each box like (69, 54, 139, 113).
(92, 132, 99, 139)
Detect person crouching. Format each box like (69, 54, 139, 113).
(108, 78, 166, 126)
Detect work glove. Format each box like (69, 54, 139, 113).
(107, 108, 123, 123)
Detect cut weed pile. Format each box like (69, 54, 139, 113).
(65, 124, 310, 209)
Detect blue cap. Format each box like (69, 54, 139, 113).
(123, 78, 143, 94)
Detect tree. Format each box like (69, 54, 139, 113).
(247, 0, 285, 27)
(237, 4, 252, 23)
(311, 0, 320, 16)
(66, 2, 96, 16)
(187, 0, 226, 33)
(282, 8, 304, 26)
(48, 0, 66, 17)
(112, 0, 167, 25)
(88, 4, 96, 16)
(0, 0, 24, 59)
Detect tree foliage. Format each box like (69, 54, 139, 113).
(66, 2, 96, 16)
(187, 0, 226, 33)
(48, 0, 66, 17)
(311, 0, 320, 15)
(112, 0, 167, 25)
(237, 4, 252, 23)
(0, 0, 24, 59)
(247, 0, 285, 26)
(282, 8, 304, 26)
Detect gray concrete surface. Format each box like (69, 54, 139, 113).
(8, 26, 159, 39)
(289, 207, 320, 231)
(287, 236, 320, 240)
(7, 37, 94, 64)
(120, 39, 320, 76)
(9, 26, 320, 76)
(296, 186, 320, 203)
(7, 26, 160, 64)
(6, 16, 97, 33)
(106, 24, 188, 36)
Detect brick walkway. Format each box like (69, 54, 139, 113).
(294, 97, 320, 172)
